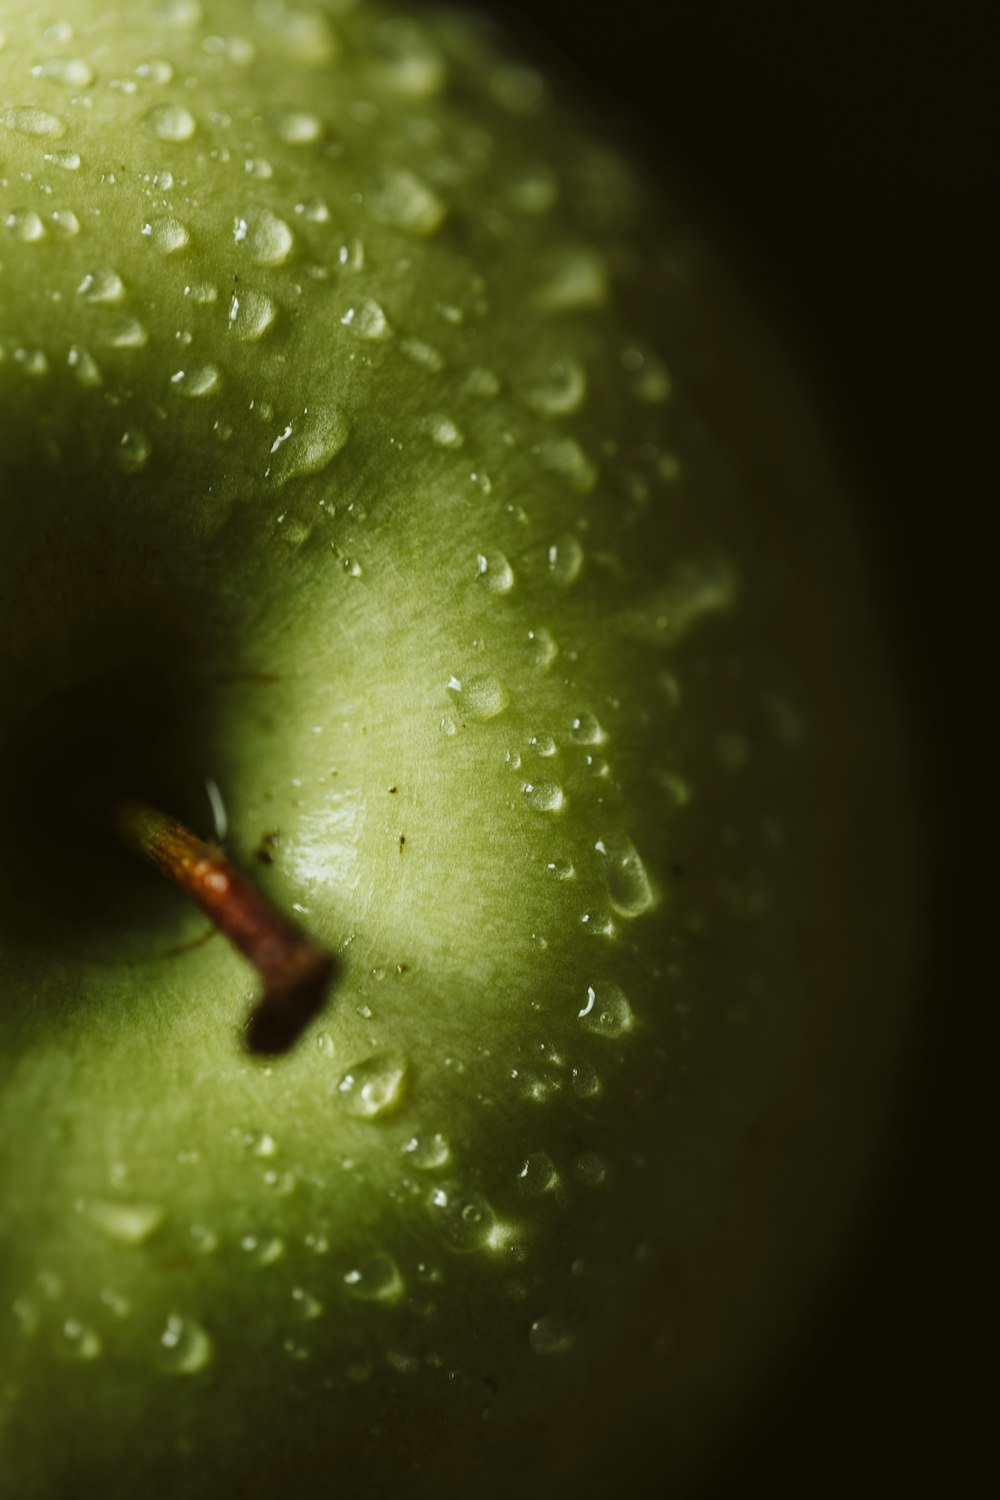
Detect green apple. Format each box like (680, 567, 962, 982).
(0, 1, 918, 1495)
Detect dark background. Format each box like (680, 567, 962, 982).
(485, 1, 988, 1494)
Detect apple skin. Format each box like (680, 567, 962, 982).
(0, 2, 918, 1497)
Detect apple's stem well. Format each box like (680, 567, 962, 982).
(116, 799, 335, 1055)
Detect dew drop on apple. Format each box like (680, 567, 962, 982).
(528, 627, 559, 668)
(506, 165, 560, 215)
(427, 1183, 502, 1253)
(447, 675, 509, 722)
(270, 108, 322, 144)
(425, 414, 465, 448)
(5, 210, 45, 243)
(159, 0, 201, 28)
(621, 343, 673, 403)
(340, 298, 391, 339)
(546, 855, 574, 880)
(188, 1223, 218, 1254)
(145, 102, 196, 142)
(463, 365, 500, 398)
(579, 981, 634, 1038)
(534, 248, 607, 312)
(0, 105, 66, 138)
(529, 732, 557, 758)
(490, 62, 549, 116)
(570, 1060, 602, 1098)
(117, 429, 151, 472)
(573, 1151, 608, 1188)
(104, 316, 149, 350)
(160, 1314, 214, 1374)
(44, 148, 81, 170)
(33, 56, 94, 86)
(336, 1053, 407, 1118)
(171, 363, 220, 397)
(369, 166, 446, 237)
(13, 1297, 39, 1337)
(99, 1288, 131, 1319)
(372, 18, 446, 99)
(291, 1287, 323, 1321)
(269, 405, 349, 485)
(517, 1151, 560, 1197)
(476, 551, 514, 594)
(538, 437, 597, 492)
(401, 1132, 451, 1170)
(84, 1200, 165, 1245)
(141, 215, 190, 254)
(546, 533, 585, 586)
(570, 711, 605, 745)
(344, 1251, 404, 1303)
(401, 337, 444, 371)
(77, 268, 125, 303)
(63, 1318, 102, 1361)
(523, 780, 564, 813)
(519, 354, 587, 417)
(529, 1314, 572, 1355)
(597, 833, 655, 917)
(234, 208, 294, 266)
(51, 208, 80, 238)
(135, 57, 174, 84)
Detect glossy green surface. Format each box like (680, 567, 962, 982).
(0, 3, 917, 1495)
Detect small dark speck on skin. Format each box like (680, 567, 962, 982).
(399, 833, 406, 852)
(396, 962, 409, 974)
(256, 829, 281, 865)
(388, 785, 398, 794)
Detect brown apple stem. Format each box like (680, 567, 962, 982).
(116, 798, 335, 1056)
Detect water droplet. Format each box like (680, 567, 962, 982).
(546, 856, 575, 880)
(103, 316, 148, 349)
(596, 833, 655, 917)
(33, 56, 94, 86)
(78, 268, 125, 303)
(340, 298, 391, 339)
(546, 533, 585, 586)
(573, 1152, 608, 1188)
(188, 1223, 219, 1254)
(338, 236, 365, 271)
(538, 437, 596, 492)
(463, 366, 500, 398)
(476, 551, 514, 594)
(99, 1288, 131, 1318)
(291, 1286, 323, 1321)
(136, 57, 175, 83)
(520, 355, 586, 417)
(146, 103, 196, 142)
(622, 344, 673, 403)
(428, 1183, 502, 1253)
(44, 149, 81, 170)
(270, 108, 322, 144)
(336, 1053, 407, 1118)
(141, 215, 190, 253)
(234, 208, 294, 266)
(424, 414, 465, 448)
(51, 208, 80, 238)
(507, 165, 560, 215)
(400, 337, 444, 371)
(491, 64, 549, 115)
(160, 1314, 213, 1374)
(63, 1318, 102, 1361)
(523, 780, 564, 813)
(447, 675, 509, 722)
(253, 1, 338, 65)
(402, 1133, 451, 1170)
(201, 33, 255, 65)
(159, 0, 202, 27)
(518, 1151, 560, 1197)
(579, 981, 634, 1038)
(171, 364, 220, 397)
(372, 18, 446, 99)
(228, 288, 278, 341)
(369, 167, 445, 236)
(571, 1061, 602, 1098)
(84, 1200, 164, 1243)
(528, 628, 559, 668)
(1, 106, 66, 138)
(185, 279, 218, 304)
(570, 712, 605, 746)
(529, 1314, 572, 1354)
(528, 733, 557, 758)
(659, 769, 692, 807)
(7, 208, 46, 243)
(68, 345, 102, 388)
(269, 405, 349, 485)
(535, 249, 607, 312)
(344, 1252, 403, 1303)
